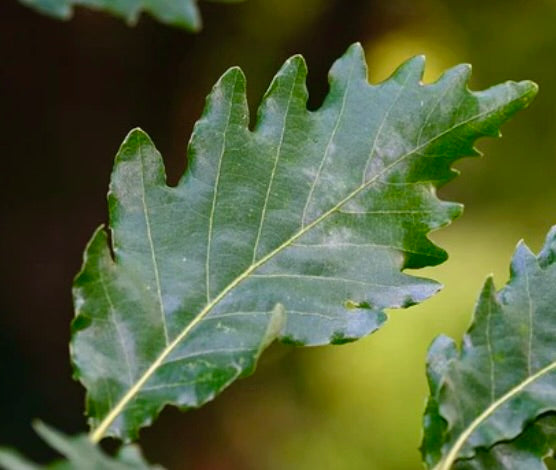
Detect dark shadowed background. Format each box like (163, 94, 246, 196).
(1, 0, 555, 468)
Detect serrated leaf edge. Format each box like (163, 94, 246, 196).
(433, 226, 556, 469)
(84, 44, 538, 442)
(435, 361, 556, 470)
(19, 0, 204, 31)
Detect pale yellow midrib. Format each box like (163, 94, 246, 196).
(252, 61, 298, 263)
(89, 95, 521, 444)
(139, 144, 169, 345)
(435, 360, 556, 470)
(524, 265, 535, 375)
(416, 72, 461, 147)
(362, 71, 411, 183)
(485, 293, 496, 403)
(89, 162, 380, 443)
(89, 146, 403, 443)
(300, 60, 354, 227)
(98, 270, 134, 387)
(205, 73, 238, 303)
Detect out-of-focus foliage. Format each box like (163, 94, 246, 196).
(0, 423, 161, 469)
(18, 0, 243, 30)
(422, 227, 556, 469)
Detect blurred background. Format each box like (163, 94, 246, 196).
(1, 0, 555, 468)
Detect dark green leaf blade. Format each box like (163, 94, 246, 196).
(0, 422, 161, 469)
(18, 0, 243, 31)
(71, 43, 537, 442)
(422, 226, 556, 469)
(454, 414, 556, 470)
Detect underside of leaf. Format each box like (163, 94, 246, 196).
(71, 43, 537, 442)
(422, 226, 556, 469)
(18, 0, 241, 30)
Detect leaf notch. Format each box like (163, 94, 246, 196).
(72, 43, 538, 442)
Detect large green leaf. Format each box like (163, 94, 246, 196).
(18, 0, 242, 31)
(0, 423, 160, 469)
(71, 43, 536, 442)
(421, 226, 556, 469)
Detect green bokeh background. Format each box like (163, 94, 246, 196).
(1, 0, 554, 468)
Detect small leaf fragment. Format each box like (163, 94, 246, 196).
(0, 422, 161, 469)
(18, 0, 243, 31)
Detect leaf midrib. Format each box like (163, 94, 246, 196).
(300, 59, 354, 227)
(252, 59, 300, 262)
(205, 72, 238, 303)
(435, 360, 556, 470)
(89, 93, 523, 444)
(138, 143, 170, 345)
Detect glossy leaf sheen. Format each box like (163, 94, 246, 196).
(18, 0, 242, 31)
(0, 423, 160, 469)
(71, 43, 537, 441)
(422, 227, 556, 469)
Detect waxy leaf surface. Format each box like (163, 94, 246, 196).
(422, 227, 556, 469)
(71, 44, 537, 442)
(0, 423, 160, 469)
(18, 0, 241, 31)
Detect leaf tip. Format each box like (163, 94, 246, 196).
(118, 128, 156, 158)
(539, 225, 556, 266)
(285, 54, 308, 75)
(501, 80, 539, 114)
(391, 54, 426, 83)
(499, 79, 539, 113)
(31, 420, 48, 436)
(125, 126, 151, 141)
(31, 421, 61, 449)
(518, 79, 539, 100)
(220, 66, 247, 85)
(272, 54, 308, 86)
(508, 240, 532, 278)
(435, 63, 472, 89)
(454, 201, 465, 219)
(214, 66, 248, 102)
(404, 278, 444, 305)
(514, 238, 536, 260)
(186, 14, 203, 33)
(346, 41, 365, 56)
(73, 224, 112, 287)
(330, 42, 368, 83)
(477, 275, 497, 304)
